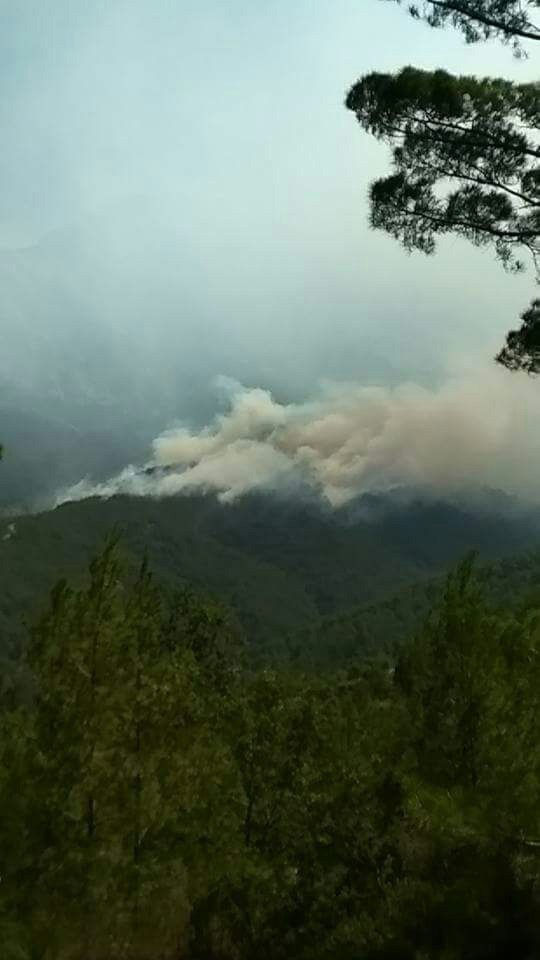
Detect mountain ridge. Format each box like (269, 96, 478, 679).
(2, 489, 540, 669)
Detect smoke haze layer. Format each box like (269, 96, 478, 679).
(1, 2, 538, 509)
(57, 368, 540, 509)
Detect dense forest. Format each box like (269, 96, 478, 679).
(0, 536, 539, 959)
(1, 0, 538, 954)
(3, 490, 540, 672)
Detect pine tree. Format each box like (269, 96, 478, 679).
(346, 5, 539, 366)
(393, 557, 540, 955)
(388, 0, 539, 51)
(26, 540, 243, 958)
(27, 538, 127, 954)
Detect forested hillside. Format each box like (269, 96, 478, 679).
(296, 548, 540, 665)
(1, 0, 539, 954)
(0, 543, 539, 958)
(2, 490, 540, 669)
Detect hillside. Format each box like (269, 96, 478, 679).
(293, 548, 540, 666)
(2, 490, 540, 668)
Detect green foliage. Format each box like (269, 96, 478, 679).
(1, 540, 539, 957)
(0, 706, 33, 960)
(346, 67, 539, 271)
(392, 556, 540, 956)
(347, 9, 540, 366)
(22, 541, 242, 958)
(2, 491, 538, 677)
(497, 296, 540, 372)
(387, 0, 540, 51)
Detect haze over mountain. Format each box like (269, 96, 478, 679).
(2, 5, 540, 956)
(0, 202, 228, 502)
(0, 0, 538, 691)
(0, 1, 537, 510)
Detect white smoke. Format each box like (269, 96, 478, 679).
(56, 369, 540, 508)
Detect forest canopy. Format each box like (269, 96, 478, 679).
(0, 542, 539, 958)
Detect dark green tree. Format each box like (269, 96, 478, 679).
(0, 704, 33, 960)
(496, 296, 540, 370)
(393, 557, 540, 956)
(346, 10, 539, 368)
(27, 539, 130, 955)
(386, 0, 539, 51)
(25, 542, 242, 958)
(4, 530, 540, 958)
(346, 68, 539, 270)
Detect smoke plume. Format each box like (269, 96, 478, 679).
(57, 369, 540, 509)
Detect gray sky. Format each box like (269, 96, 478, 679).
(0, 0, 537, 397)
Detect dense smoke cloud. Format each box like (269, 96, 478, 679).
(58, 369, 540, 508)
(1, 1, 537, 511)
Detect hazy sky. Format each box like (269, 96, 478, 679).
(0, 0, 537, 395)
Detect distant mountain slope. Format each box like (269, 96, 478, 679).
(292, 547, 540, 667)
(2, 491, 540, 670)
